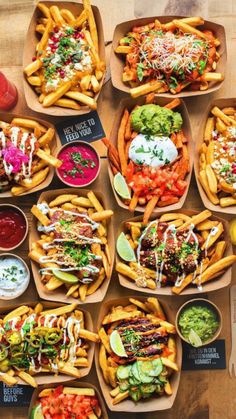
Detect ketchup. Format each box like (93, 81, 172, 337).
(0, 72, 18, 111)
(0, 207, 27, 249)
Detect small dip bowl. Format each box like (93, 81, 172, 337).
(0, 204, 28, 251)
(56, 141, 100, 188)
(0, 253, 30, 300)
(175, 298, 222, 347)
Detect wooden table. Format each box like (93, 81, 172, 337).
(0, 1, 236, 418)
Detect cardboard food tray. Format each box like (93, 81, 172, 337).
(28, 380, 109, 418)
(0, 113, 60, 198)
(95, 296, 182, 412)
(0, 301, 95, 384)
(29, 187, 115, 304)
(194, 97, 236, 214)
(109, 96, 193, 213)
(110, 16, 226, 98)
(23, 1, 106, 116)
(117, 210, 233, 296)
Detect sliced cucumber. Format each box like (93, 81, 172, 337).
(136, 361, 154, 384)
(119, 380, 129, 392)
(129, 388, 141, 402)
(116, 365, 131, 380)
(131, 362, 141, 383)
(140, 384, 157, 395)
(129, 375, 141, 386)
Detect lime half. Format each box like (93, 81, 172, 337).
(110, 330, 128, 357)
(117, 232, 136, 262)
(31, 404, 44, 419)
(52, 269, 79, 284)
(114, 172, 131, 200)
(188, 329, 203, 347)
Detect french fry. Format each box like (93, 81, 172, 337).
(41, 303, 78, 316)
(36, 149, 62, 168)
(130, 81, 163, 98)
(161, 357, 178, 371)
(199, 170, 220, 205)
(63, 387, 95, 396)
(98, 328, 112, 354)
(99, 344, 109, 384)
(4, 306, 30, 322)
(31, 205, 50, 226)
(178, 210, 212, 231)
(11, 118, 46, 132)
(143, 196, 159, 224)
(37, 2, 51, 18)
(206, 164, 218, 193)
(195, 255, 236, 284)
(19, 167, 49, 189)
(91, 210, 113, 222)
(55, 98, 81, 110)
(102, 309, 142, 325)
(49, 194, 78, 207)
(112, 391, 129, 405)
(38, 127, 55, 146)
(24, 59, 43, 77)
(0, 373, 18, 386)
(17, 371, 37, 388)
(83, 0, 98, 52)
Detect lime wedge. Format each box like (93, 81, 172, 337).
(114, 172, 131, 200)
(188, 329, 203, 347)
(110, 330, 128, 357)
(52, 269, 79, 284)
(31, 404, 44, 419)
(116, 232, 136, 262)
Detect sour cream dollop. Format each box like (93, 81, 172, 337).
(0, 255, 29, 299)
(128, 133, 178, 168)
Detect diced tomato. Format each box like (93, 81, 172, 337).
(125, 162, 187, 202)
(38, 386, 101, 419)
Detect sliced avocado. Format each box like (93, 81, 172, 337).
(52, 269, 79, 284)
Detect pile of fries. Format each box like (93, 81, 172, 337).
(98, 297, 178, 405)
(199, 105, 236, 207)
(104, 97, 190, 223)
(24, 1, 105, 110)
(0, 303, 99, 387)
(0, 117, 61, 196)
(29, 191, 113, 302)
(116, 210, 236, 294)
(115, 16, 223, 98)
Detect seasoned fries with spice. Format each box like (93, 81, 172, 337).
(0, 303, 99, 387)
(98, 297, 178, 405)
(116, 211, 236, 294)
(24, 1, 105, 110)
(103, 98, 190, 218)
(0, 117, 61, 195)
(199, 105, 236, 208)
(115, 17, 223, 97)
(29, 191, 113, 302)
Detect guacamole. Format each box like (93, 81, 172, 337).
(131, 104, 183, 136)
(178, 305, 219, 343)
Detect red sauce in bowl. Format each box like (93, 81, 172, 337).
(57, 142, 100, 187)
(0, 206, 27, 249)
